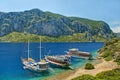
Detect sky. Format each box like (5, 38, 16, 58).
(0, 0, 120, 33)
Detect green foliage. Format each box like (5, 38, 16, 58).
(72, 74, 95, 80)
(92, 35, 106, 42)
(101, 50, 113, 61)
(114, 55, 120, 65)
(0, 32, 107, 42)
(99, 38, 120, 63)
(96, 68, 120, 80)
(85, 63, 95, 70)
(0, 32, 40, 42)
(70, 17, 105, 29)
(73, 68, 120, 80)
(104, 38, 118, 46)
(101, 50, 112, 58)
(0, 8, 114, 41)
(45, 11, 63, 19)
(105, 56, 112, 61)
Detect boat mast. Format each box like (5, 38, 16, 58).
(40, 36, 42, 61)
(28, 40, 30, 60)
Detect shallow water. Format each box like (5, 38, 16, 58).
(0, 42, 103, 80)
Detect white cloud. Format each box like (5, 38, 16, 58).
(111, 26, 120, 33)
(109, 21, 120, 27)
(109, 20, 120, 33)
(110, 21, 120, 25)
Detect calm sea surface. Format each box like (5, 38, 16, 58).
(0, 42, 103, 80)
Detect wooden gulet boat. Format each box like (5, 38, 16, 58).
(45, 55, 72, 69)
(67, 48, 92, 59)
(22, 36, 49, 72)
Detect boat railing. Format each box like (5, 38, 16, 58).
(47, 57, 69, 65)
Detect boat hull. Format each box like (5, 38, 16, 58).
(22, 59, 49, 72)
(69, 55, 90, 59)
(45, 57, 70, 69)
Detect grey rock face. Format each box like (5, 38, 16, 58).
(0, 9, 114, 39)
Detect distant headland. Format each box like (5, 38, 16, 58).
(0, 9, 116, 42)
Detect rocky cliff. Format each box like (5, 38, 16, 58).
(0, 9, 115, 41)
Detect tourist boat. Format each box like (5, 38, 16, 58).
(45, 55, 71, 68)
(22, 58, 49, 72)
(22, 36, 49, 72)
(67, 48, 91, 59)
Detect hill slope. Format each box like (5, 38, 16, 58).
(0, 8, 115, 42)
(98, 38, 120, 64)
(115, 33, 120, 38)
(0, 32, 107, 42)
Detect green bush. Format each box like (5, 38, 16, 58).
(72, 74, 95, 80)
(72, 68, 120, 80)
(101, 50, 112, 58)
(85, 63, 95, 70)
(99, 38, 120, 65)
(105, 56, 112, 61)
(96, 68, 120, 80)
(115, 55, 120, 62)
(115, 55, 120, 65)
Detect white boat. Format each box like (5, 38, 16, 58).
(22, 36, 49, 72)
(22, 58, 48, 72)
(67, 48, 91, 59)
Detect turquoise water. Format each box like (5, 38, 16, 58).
(0, 42, 103, 80)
